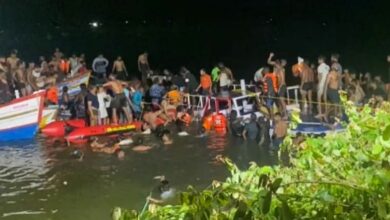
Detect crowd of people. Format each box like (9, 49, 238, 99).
(1, 48, 389, 156)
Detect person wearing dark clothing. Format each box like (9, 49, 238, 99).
(86, 85, 99, 126)
(180, 67, 198, 93)
(229, 111, 244, 137)
(0, 73, 11, 104)
(242, 113, 259, 141)
(92, 54, 109, 84)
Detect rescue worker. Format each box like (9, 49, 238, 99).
(262, 67, 278, 119)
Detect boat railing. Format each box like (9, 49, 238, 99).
(286, 85, 299, 107)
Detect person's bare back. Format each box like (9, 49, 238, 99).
(7, 56, 19, 71)
(301, 64, 314, 83)
(104, 80, 125, 94)
(15, 68, 26, 83)
(328, 70, 339, 90)
(275, 120, 288, 138)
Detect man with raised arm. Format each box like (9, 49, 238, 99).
(267, 52, 287, 117)
(103, 74, 132, 124)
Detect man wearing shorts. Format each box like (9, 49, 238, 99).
(262, 67, 278, 119)
(324, 67, 340, 119)
(298, 58, 315, 112)
(267, 52, 287, 117)
(103, 74, 132, 124)
(112, 56, 128, 81)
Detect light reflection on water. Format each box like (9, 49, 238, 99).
(0, 131, 276, 220)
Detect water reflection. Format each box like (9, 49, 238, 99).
(0, 131, 277, 219)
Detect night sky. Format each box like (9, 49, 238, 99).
(0, 0, 389, 80)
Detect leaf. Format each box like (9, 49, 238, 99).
(335, 205, 343, 214)
(377, 201, 387, 218)
(372, 144, 383, 155)
(281, 201, 294, 220)
(270, 178, 283, 192)
(258, 174, 268, 188)
(383, 125, 390, 141)
(262, 191, 272, 214)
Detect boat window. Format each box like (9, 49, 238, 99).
(235, 96, 258, 116)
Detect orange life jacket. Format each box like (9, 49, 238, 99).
(59, 59, 70, 74)
(212, 113, 227, 134)
(46, 86, 58, 104)
(263, 73, 278, 94)
(202, 115, 213, 131)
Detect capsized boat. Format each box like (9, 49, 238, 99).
(57, 72, 91, 98)
(290, 122, 345, 135)
(39, 105, 59, 129)
(66, 121, 143, 144)
(0, 91, 46, 142)
(41, 119, 86, 137)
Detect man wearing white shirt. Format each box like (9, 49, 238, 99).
(316, 55, 330, 118)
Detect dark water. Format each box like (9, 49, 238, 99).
(0, 124, 276, 220)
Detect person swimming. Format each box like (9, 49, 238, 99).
(147, 176, 176, 204)
(90, 137, 125, 160)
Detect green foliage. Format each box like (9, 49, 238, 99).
(113, 101, 390, 219)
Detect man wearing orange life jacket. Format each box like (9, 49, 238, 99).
(196, 69, 212, 95)
(202, 111, 213, 132)
(212, 112, 228, 134)
(46, 83, 58, 105)
(262, 67, 278, 118)
(59, 58, 70, 75)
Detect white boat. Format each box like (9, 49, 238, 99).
(57, 72, 91, 98)
(39, 105, 59, 129)
(0, 91, 46, 142)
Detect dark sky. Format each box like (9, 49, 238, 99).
(0, 0, 389, 79)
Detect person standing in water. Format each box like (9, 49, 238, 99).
(242, 113, 259, 141)
(112, 56, 128, 81)
(138, 52, 150, 84)
(103, 74, 132, 124)
(316, 55, 330, 119)
(271, 113, 288, 152)
(267, 52, 287, 117)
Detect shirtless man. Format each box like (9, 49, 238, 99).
(324, 67, 341, 119)
(271, 113, 288, 152)
(316, 55, 330, 119)
(103, 74, 132, 124)
(112, 56, 128, 81)
(143, 106, 165, 130)
(90, 137, 125, 160)
(138, 52, 150, 83)
(297, 58, 315, 112)
(6, 50, 20, 73)
(53, 48, 63, 60)
(330, 53, 342, 89)
(268, 52, 287, 116)
(26, 62, 38, 94)
(14, 66, 27, 97)
(49, 56, 59, 73)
